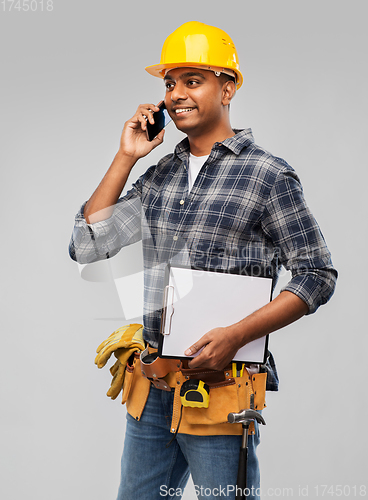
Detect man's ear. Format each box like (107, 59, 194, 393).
(222, 80, 236, 106)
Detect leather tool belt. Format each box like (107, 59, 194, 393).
(95, 324, 267, 437)
(140, 346, 235, 391)
(123, 347, 267, 437)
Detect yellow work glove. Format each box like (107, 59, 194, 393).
(95, 323, 145, 400)
(106, 359, 126, 400)
(95, 323, 145, 368)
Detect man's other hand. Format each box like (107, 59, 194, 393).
(184, 326, 239, 371)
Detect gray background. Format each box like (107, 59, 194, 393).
(1, 0, 367, 499)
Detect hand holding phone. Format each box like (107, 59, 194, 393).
(146, 102, 172, 141)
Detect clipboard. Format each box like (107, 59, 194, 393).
(158, 264, 273, 364)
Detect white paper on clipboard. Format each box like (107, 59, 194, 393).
(159, 265, 273, 364)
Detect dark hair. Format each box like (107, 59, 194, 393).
(219, 73, 236, 86)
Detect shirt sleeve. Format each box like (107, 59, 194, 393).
(261, 167, 337, 314)
(69, 179, 144, 265)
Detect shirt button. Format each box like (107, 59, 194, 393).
(179, 200, 184, 205)
(173, 235, 178, 241)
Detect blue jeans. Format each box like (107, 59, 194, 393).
(117, 386, 261, 500)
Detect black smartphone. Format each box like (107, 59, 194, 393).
(146, 101, 172, 141)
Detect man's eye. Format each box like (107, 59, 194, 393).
(165, 82, 174, 89)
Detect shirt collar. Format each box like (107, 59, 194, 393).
(221, 129, 255, 154)
(173, 128, 254, 163)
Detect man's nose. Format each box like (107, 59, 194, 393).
(171, 81, 187, 102)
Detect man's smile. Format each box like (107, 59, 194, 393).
(174, 107, 196, 116)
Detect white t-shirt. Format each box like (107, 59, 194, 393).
(188, 153, 209, 192)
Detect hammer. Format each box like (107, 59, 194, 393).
(228, 409, 266, 500)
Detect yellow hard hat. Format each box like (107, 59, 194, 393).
(145, 21, 243, 89)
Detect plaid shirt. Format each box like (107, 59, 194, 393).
(69, 129, 337, 390)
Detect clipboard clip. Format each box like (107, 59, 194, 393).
(160, 285, 174, 336)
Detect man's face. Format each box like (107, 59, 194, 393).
(164, 68, 229, 137)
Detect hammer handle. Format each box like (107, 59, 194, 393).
(236, 447, 248, 500)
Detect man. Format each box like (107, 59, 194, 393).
(69, 21, 337, 500)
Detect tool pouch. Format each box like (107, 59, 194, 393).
(121, 352, 151, 421)
(103, 336, 267, 434)
(177, 368, 267, 436)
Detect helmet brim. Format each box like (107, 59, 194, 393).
(145, 62, 243, 90)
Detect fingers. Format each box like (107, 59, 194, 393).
(188, 346, 226, 370)
(185, 327, 238, 370)
(185, 337, 209, 369)
(184, 336, 208, 357)
(151, 128, 165, 146)
(119, 102, 164, 159)
(135, 104, 160, 131)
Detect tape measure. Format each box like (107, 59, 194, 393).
(180, 379, 210, 408)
